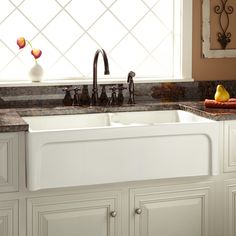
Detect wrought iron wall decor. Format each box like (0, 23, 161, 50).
(214, 0, 234, 49)
(202, 0, 236, 58)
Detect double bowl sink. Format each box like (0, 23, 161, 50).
(23, 110, 219, 191)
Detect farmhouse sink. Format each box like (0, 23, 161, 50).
(23, 110, 219, 191)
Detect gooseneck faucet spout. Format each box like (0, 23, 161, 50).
(91, 49, 110, 106)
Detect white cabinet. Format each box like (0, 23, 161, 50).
(224, 180, 236, 236)
(130, 183, 214, 236)
(0, 133, 19, 193)
(0, 200, 18, 236)
(27, 191, 122, 236)
(223, 121, 236, 172)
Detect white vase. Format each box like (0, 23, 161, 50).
(29, 62, 44, 82)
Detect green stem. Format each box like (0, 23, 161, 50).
(26, 40, 33, 49)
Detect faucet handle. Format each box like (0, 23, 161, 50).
(109, 86, 118, 92)
(109, 86, 118, 106)
(73, 87, 81, 106)
(62, 86, 73, 92)
(62, 86, 73, 106)
(99, 85, 109, 106)
(117, 84, 127, 106)
(80, 85, 91, 106)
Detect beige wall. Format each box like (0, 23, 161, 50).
(193, 0, 236, 81)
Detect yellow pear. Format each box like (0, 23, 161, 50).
(214, 85, 230, 102)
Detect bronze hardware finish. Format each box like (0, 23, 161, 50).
(80, 85, 91, 106)
(127, 71, 136, 105)
(73, 87, 80, 106)
(99, 85, 109, 106)
(62, 87, 73, 106)
(117, 84, 127, 106)
(110, 211, 117, 218)
(135, 208, 142, 215)
(109, 86, 118, 106)
(91, 49, 110, 106)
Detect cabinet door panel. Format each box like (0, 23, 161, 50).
(141, 198, 202, 236)
(0, 133, 19, 192)
(224, 180, 236, 236)
(224, 121, 236, 172)
(130, 184, 213, 236)
(27, 192, 121, 236)
(0, 200, 18, 236)
(41, 208, 108, 236)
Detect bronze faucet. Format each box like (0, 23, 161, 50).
(91, 49, 110, 106)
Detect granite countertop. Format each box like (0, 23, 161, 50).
(0, 109, 28, 132)
(1, 101, 236, 132)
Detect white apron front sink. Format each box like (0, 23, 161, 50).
(23, 110, 219, 191)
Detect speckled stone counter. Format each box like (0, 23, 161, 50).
(0, 109, 28, 132)
(179, 102, 236, 121)
(2, 101, 236, 132)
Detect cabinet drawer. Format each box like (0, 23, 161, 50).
(0, 133, 19, 192)
(224, 121, 236, 172)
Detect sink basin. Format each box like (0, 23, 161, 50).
(23, 110, 212, 131)
(23, 110, 219, 191)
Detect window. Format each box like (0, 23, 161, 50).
(0, 0, 192, 83)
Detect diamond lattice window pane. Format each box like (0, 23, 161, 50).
(153, 0, 174, 30)
(19, 0, 61, 29)
(66, 34, 100, 76)
(110, 0, 148, 29)
(136, 57, 167, 77)
(100, 0, 116, 7)
(10, 0, 25, 6)
(26, 34, 62, 70)
(132, 12, 170, 52)
(43, 11, 84, 53)
(143, 0, 159, 8)
(47, 57, 82, 78)
(1, 57, 26, 80)
(66, 0, 106, 30)
(0, 41, 15, 70)
(0, 10, 38, 51)
(88, 11, 127, 51)
(56, 0, 71, 7)
(0, 1, 14, 23)
(110, 34, 149, 73)
(152, 34, 174, 76)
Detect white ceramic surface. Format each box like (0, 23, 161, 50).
(23, 110, 219, 191)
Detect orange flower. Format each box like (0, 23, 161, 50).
(31, 49, 42, 60)
(17, 36, 42, 60)
(17, 37, 26, 49)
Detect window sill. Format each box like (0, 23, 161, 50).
(0, 77, 194, 87)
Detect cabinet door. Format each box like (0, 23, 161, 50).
(224, 121, 236, 172)
(0, 133, 19, 192)
(27, 191, 121, 236)
(0, 200, 18, 236)
(130, 183, 213, 236)
(224, 180, 236, 236)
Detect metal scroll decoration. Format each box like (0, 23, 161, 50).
(214, 0, 234, 49)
